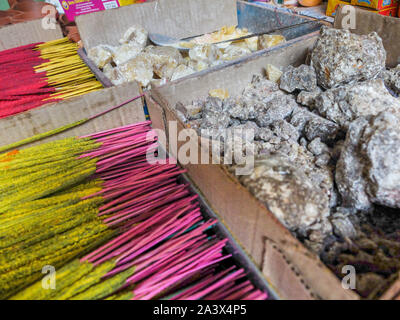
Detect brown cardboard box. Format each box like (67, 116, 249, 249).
(147, 33, 356, 300)
(0, 19, 144, 148)
(334, 4, 400, 67)
(0, 18, 62, 50)
(75, 0, 324, 86)
(146, 32, 400, 300)
(0, 82, 145, 149)
(0, 77, 275, 298)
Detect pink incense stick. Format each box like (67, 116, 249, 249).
(74, 121, 268, 301)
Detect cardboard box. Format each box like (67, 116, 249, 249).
(76, 0, 238, 49)
(351, 3, 398, 15)
(146, 33, 400, 300)
(0, 19, 63, 51)
(328, 1, 397, 17)
(357, 4, 398, 16)
(0, 81, 275, 300)
(75, 0, 323, 83)
(326, 0, 351, 17)
(351, 0, 396, 10)
(334, 5, 400, 67)
(0, 82, 145, 149)
(146, 33, 356, 300)
(74, 0, 323, 52)
(376, 4, 398, 15)
(59, 0, 144, 21)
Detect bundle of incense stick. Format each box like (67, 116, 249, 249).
(0, 121, 267, 300)
(0, 37, 102, 119)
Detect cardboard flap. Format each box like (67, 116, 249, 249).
(334, 5, 400, 67)
(0, 82, 145, 149)
(76, 0, 238, 49)
(261, 238, 315, 300)
(0, 19, 63, 51)
(380, 276, 400, 300)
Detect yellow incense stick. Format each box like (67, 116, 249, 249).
(32, 37, 103, 101)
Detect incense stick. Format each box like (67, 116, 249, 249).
(0, 37, 103, 119)
(0, 94, 145, 154)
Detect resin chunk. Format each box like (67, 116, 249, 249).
(314, 79, 400, 130)
(311, 27, 386, 89)
(279, 64, 318, 93)
(88, 45, 114, 69)
(336, 112, 400, 210)
(119, 25, 148, 48)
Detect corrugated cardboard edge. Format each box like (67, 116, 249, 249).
(76, 0, 238, 49)
(0, 82, 145, 149)
(334, 5, 400, 67)
(179, 172, 280, 299)
(146, 33, 359, 300)
(0, 19, 63, 51)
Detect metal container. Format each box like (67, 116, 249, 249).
(78, 0, 324, 88)
(237, 1, 323, 41)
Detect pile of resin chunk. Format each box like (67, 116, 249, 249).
(175, 76, 338, 253)
(322, 207, 400, 299)
(88, 25, 285, 87)
(173, 27, 400, 261)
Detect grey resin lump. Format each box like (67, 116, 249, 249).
(279, 64, 318, 93)
(311, 27, 386, 89)
(314, 79, 400, 130)
(296, 87, 322, 108)
(336, 112, 400, 211)
(289, 106, 339, 142)
(235, 156, 332, 252)
(381, 64, 400, 96)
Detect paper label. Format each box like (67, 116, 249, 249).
(60, 0, 138, 21)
